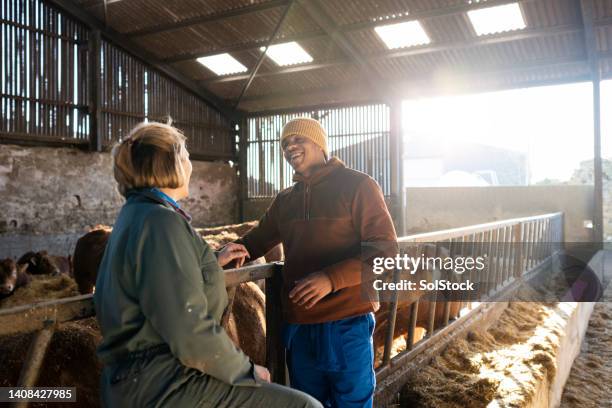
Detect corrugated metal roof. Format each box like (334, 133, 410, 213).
(596, 24, 612, 51)
(68, 0, 612, 112)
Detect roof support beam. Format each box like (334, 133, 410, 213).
(161, 0, 536, 63)
(80, 0, 123, 9)
(46, 0, 239, 121)
(236, 55, 590, 110)
(234, 1, 295, 109)
(202, 24, 583, 84)
(162, 30, 325, 64)
(202, 59, 347, 84)
(294, 0, 388, 99)
(127, 0, 289, 38)
(579, 0, 603, 244)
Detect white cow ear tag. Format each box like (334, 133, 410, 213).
(31, 258, 37, 266)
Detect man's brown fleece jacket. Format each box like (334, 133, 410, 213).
(237, 157, 398, 324)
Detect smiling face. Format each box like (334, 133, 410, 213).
(282, 134, 327, 177)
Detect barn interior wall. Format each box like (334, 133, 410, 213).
(0, 144, 239, 258)
(404, 185, 594, 242)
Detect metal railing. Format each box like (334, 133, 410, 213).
(0, 212, 563, 406)
(374, 212, 564, 405)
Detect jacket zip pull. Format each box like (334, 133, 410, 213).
(305, 184, 310, 221)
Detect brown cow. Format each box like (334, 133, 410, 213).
(73, 225, 112, 295)
(372, 244, 463, 364)
(0, 259, 30, 299)
(17, 251, 67, 276)
(73, 222, 270, 364)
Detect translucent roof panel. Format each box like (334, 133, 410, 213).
(467, 3, 526, 36)
(197, 53, 248, 76)
(263, 42, 313, 66)
(374, 20, 431, 50)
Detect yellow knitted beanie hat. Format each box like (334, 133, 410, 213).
(281, 118, 329, 158)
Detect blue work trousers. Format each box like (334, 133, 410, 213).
(283, 313, 376, 408)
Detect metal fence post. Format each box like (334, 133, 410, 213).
(513, 223, 523, 278)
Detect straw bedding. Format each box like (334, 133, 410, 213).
(559, 285, 612, 407)
(400, 277, 572, 408)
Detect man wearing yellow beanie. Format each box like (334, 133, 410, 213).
(236, 117, 397, 408)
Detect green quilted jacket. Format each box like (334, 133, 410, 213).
(93, 190, 257, 407)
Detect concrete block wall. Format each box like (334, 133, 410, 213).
(404, 186, 595, 242)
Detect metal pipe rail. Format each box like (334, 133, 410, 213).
(374, 212, 564, 405)
(0, 213, 563, 406)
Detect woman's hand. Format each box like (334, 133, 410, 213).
(254, 364, 271, 383)
(289, 271, 333, 309)
(217, 243, 250, 268)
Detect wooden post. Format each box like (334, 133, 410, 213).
(265, 263, 286, 384)
(14, 322, 56, 408)
(88, 29, 102, 151)
(237, 116, 248, 222)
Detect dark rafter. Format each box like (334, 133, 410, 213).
(161, 0, 535, 63)
(80, 0, 122, 9)
(162, 30, 325, 64)
(234, 1, 295, 109)
(201, 59, 347, 84)
(47, 0, 239, 120)
(297, 0, 387, 100)
(202, 24, 583, 84)
(127, 0, 289, 38)
(236, 54, 590, 106)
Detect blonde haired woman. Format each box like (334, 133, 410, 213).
(94, 122, 320, 408)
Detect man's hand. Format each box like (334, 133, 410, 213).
(289, 271, 333, 309)
(254, 364, 271, 383)
(217, 243, 250, 268)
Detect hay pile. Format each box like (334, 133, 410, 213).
(0, 318, 102, 408)
(400, 277, 572, 408)
(196, 220, 258, 240)
(0, 273, 79, 309)
(374, 329, 427, 369)
(197, 221, 258, 251)
(202, 230, 240, 250)
(0, 273, 101, 407)
(560, 286, 612, 407)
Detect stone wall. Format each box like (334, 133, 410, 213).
(0, 144, 239, 258)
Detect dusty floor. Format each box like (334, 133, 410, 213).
(559, 286, 612, 408)
(400, 276, 574, 408)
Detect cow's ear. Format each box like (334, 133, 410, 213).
(18, 263, 28, 274)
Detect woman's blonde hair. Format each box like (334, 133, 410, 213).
(112, 121, 189, 197)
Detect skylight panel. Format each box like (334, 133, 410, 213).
(262, 42, 313, 66)
(467, 3, 526, 36)
(197, 53, 248, 76)
(374, 20, 431, 50)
